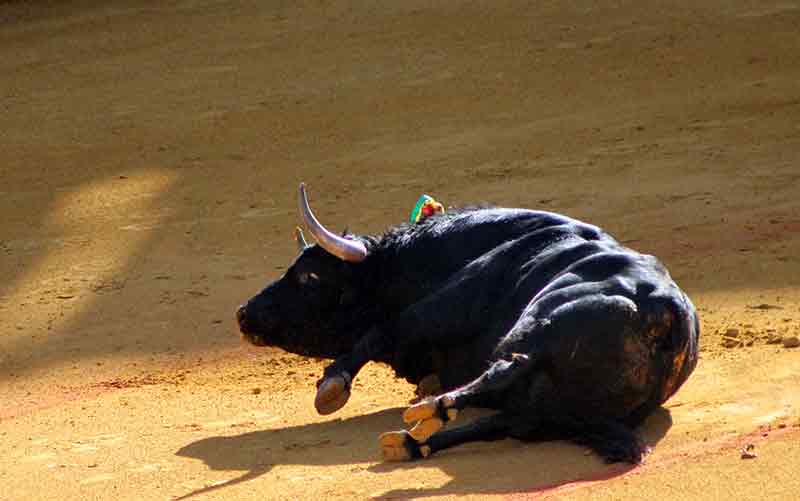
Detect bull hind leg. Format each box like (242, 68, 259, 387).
(380, 413, 515, 461)
(397, 293, 633, 442)
(387, 352, 536, 449)
(380, 412, 649, 464)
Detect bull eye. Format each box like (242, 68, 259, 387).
(298, 271, 321, 286)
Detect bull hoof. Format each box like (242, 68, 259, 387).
(403, 397, 438, 423)
(314, 374, 351, 415)
(402, 395, 457, 443)
(379, 431, 429, 461)
(409, 416, 444, 443)
(403, 396, 457, 424)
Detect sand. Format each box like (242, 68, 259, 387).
(2, 0, 799, 499)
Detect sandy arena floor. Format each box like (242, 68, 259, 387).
(1, 1, 799, 499)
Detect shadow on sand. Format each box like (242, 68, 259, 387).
(176, 406, 673, 499)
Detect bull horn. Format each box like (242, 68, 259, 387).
(298, 183, 368, 262)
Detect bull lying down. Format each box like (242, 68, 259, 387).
(236, 184, 699, 464)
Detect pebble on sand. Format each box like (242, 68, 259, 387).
(766, 334, 784, 345)
(782, 336, 799, 349)
(721, 337, 741, 348)
(740, 444, 757, 459)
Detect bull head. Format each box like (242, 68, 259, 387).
(235, 184, 371, 358)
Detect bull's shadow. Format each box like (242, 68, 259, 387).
(176, 405, 672, 499)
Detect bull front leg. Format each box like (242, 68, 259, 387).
(316, 253, 501, 415)
(314, 326, 442, 414)
(314, 327, 392, 414)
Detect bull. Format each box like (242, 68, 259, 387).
(236, 184, 699, 463)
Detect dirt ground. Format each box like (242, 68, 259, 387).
(2, 0, 800, 499)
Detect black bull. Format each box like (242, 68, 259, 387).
(236, 185, 699, 463)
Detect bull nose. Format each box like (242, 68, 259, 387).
(236, 305, 249, 331)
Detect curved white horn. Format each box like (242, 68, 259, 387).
(298, 183, 368, 262)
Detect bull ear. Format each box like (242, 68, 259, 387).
(295, 226, 309, 252)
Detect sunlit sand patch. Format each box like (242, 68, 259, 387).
(201, 415, 280, 429)
(754, 410, 789, 425)
(288, 474, 334, 482)
(90, 433, 125, 445)
(70, 443, 100, 453)
(130, 464, 159, 473)
(22, 452, 57, 463)
(196, 410, 280, 429)
(718, 403, 755, 415)
(79, 473, 116, 485)
(0, 169, 178, 358)
(129, 462, 172, 473)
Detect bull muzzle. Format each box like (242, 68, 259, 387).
(235, 304, 273, 346)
